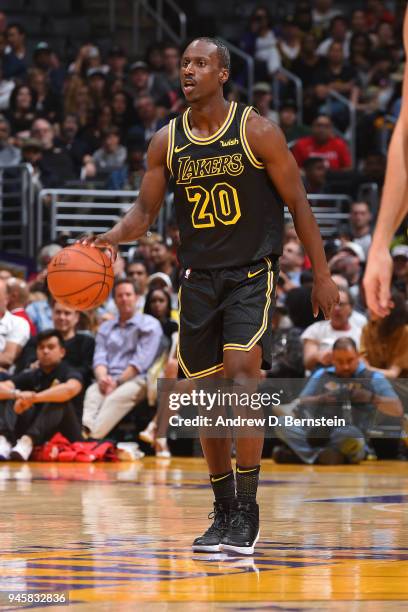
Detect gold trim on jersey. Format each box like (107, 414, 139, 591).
(167, 118, 176, 176)
(177, 286, 224, 379)
(182, 101, 237, 145)
(223, 257, 273, 352)
(240, 106, 265, 169)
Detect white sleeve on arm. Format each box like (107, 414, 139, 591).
(8, 315, 30, 347)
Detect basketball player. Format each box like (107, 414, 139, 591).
(82, 38, 338, 554)
(363, 9, 408, 317)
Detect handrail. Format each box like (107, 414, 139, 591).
(157, 0, 187, 42)
(219, 38, 254, 104)
(272, 67, 303, 124)
(135, 0, 180, 46)
(327, 89, 356, 166)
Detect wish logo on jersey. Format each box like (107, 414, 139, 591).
(176, 154, 244, 185)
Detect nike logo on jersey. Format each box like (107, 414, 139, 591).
(248, 267, 265, 279)
(174, 143, 192, 153)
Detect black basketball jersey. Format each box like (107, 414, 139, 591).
(167, 101, 284, 269)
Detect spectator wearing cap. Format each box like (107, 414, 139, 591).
(84, 126, 126, 178)
(0, 116, 20, 166)
(391, 245, 408, 296)
(129, 95, 167, 147)
(33, 42, 66, 96)
(3, 23, 28, 80)
(69, 44, 106, 80)
(106, 141, 146, 191)
(127, 61, 171, 108)
(106, 46, 128, 80)
(329, 242, 365, 302)
(31, 118, 77, 186)
(292, 114, 352, 170)
(349, 202, 372, 258)
(252, 83, 278, 122)
(279, 100, 310, 143)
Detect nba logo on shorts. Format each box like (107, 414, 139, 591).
(185, 268, 191, 279)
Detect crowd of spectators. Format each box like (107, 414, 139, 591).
(0, 1, 407, 464)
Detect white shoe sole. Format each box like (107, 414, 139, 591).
(192, 543, 221, 552)
(220, 529, 260, 555)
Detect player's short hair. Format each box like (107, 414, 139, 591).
(333, 337, 357, 352)
(187, 37, 230, 71)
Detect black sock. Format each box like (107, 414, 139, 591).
(210, 470, 235, 505)
(236, 464, 260, 502)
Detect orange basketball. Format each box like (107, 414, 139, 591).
(47, 244, 114, 311)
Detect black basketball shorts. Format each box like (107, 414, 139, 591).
(177, 256, 279, 379)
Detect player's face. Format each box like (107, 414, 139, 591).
(180, 41, 228, 102)
(37, 337, 65, 369)
(332, 348, 359, 378)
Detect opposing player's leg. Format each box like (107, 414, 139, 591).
(220, 346, 263, 555)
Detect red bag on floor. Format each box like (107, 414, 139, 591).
(31, 433, 119, 462)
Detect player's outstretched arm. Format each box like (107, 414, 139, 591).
(80, 125, 170, 255)
(363, 8, 408, 317)
(246, 112, 339, 319)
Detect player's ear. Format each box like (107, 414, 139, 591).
(219, 68, 229, 85)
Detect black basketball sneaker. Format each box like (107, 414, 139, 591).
(220, 500, 260, 555)
(192, 501, 230, 552)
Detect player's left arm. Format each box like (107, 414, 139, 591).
(245, 113, 339, 318)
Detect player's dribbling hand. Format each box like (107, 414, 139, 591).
(311, 276, 340, 319)
(363, 247, 393, 318)
(77, 233, 118, 262)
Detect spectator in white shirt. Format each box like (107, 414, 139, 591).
(0, 279, 30, 372)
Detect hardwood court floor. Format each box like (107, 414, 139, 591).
(0, 458, 408, 611)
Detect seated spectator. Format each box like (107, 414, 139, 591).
(279, 241, 304, 289)
(126, 259, 150, 311)
(86, 126, 126, 177)
(32, 42, 66, 96)
(277, 16, 302, 66)
(129, 95, 167, 146)
(155, 43, 183, 109)
(391, 245, 408, 297)
(6, 84, 37, 137)
(360, 291, 408, 378)
(144, 288, 178, 343)
(63, 75, 94, 130)
(87, 66, 109, 111)
(292, 33, 326, 92)
(146, 43, 164, 73)
(252, 82, 278, 122)
(292, 114, 352, 170)
(68, 44, 107, 80)
(331, 273, 367, 328)
(81, 103, 113, 151)
(274, 337, 403, 464)
(6, 278, 36, 335)
(240, 7, 281, 78)
(82, 279, 162, 440)
(28, 68, 62, 124)
(329, 242, 365, 301)
(31, 118, 76, 186)
(302, 288, 365, 371)
(54, 113, 91, 175)
(111, 91, 136, 138)
(303, 156, 328, 194)
(0, 115, 20, 166)
(150, 238, 179, 290)
(3, 23, 28, 80)
(317, 15, 351, 58)
(106, 142, 146, 191)
(106, 45, 128, 80)
(0, 279, 30, 373)
(312, 0, 341, 33)
(126, 61, 170, 108)
(279, 100, 311, 143)
(0, 329, 83, 461)
(348, 201, 372, 257)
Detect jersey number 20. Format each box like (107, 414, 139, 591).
(185, 182, 241, 228)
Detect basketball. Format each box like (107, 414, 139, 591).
(47, 243, 114, 311)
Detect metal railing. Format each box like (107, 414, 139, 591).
(285, 193, 351, 237)
(0, 164, 36, 257)
(133, 0, 187, 52)
(272, 67, 303, 124)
